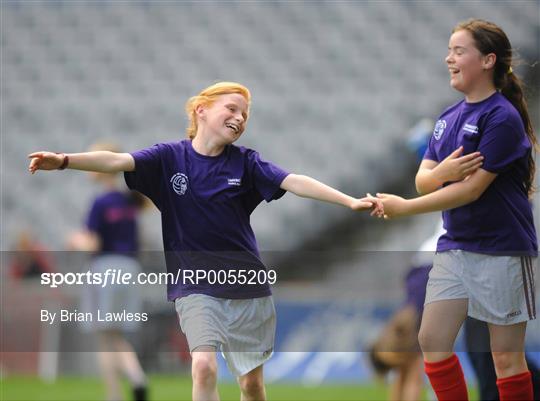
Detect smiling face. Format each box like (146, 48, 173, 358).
(197, 93, 249, 145)
(446, 29, 496, 97)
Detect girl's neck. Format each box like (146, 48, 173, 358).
(464, 83, 497, 103)
(191, 132, 226, 157)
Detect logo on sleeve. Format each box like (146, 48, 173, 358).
(433, 119, 447, 140)
(170, 173, 189, 196)
(462, 123, 479, 134)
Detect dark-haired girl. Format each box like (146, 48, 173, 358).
(378, 19, 537, 401)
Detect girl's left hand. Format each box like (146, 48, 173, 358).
(350, 194, 384, 217)
(376, 193, 409, 219)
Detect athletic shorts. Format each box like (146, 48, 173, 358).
(425, 250, 537, 325)
(80, 254, 143, 332)
(175, 294, 276, 377)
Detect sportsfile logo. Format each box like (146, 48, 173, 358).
(41, 268, 278, 288)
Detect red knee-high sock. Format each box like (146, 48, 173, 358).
(496, 371, 533, 401)
(424, 354, 468, 401)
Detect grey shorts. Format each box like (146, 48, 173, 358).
(175, 294, 276, 377)
(425, 250, 537, 325)
(80, 254, 143, 332)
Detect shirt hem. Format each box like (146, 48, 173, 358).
(436, 244, 538, 257)
(168, 288, 272, 302)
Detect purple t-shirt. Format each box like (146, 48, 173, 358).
(124, 140, 289, 301)
(86, 191, 139, 254)
(424, 92, 537, 256)
(404, 264, 431, 316)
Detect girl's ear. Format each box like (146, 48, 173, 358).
(195, 104, 206, 121)
(483, 53, 497, 70)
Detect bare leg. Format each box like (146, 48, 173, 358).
(192, 346, 219, 401)
(97, 331, 123, 401)
(418, 299, 468, 362)
(488, 322, 528, 378)
(419, 300, 470, 400)
(389, 368, 405, 401)
(112, 333, 147, 388)
(238, 364, 266, 401)
(401, 355, 425, 401)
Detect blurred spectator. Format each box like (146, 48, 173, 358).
(68, 142, 148, 401)
(9, 230, 53, 279)
(367, 223, 442, 401)
(406, 118, 435, 164)
(368, 266, 430, 401)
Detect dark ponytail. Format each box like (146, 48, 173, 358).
(454, 19, 538, 197)
(500, 72, 537, 197)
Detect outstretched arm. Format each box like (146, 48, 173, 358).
(28, 151, 135, 174)
(379, 168, 496, 219)
(280, 174, 382, 212)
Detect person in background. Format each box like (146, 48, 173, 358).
(369, 223, 442, 401)
(9, 230, 54, 279)
(67, 142, 148, 401)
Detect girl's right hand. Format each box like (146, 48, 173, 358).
(28, 151, 64, 173)
(434, 146, 483, 183)
(376, 193, 410, 219)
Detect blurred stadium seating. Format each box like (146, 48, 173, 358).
(2, 0, 539, 381)
(2, 1, 538, 252)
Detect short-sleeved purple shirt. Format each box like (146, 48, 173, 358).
(124, 140, 289, 301)
(86, 191, 139, 254)
(424, 92, 537, 256)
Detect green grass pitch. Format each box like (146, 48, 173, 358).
(0, 375, 417, 401)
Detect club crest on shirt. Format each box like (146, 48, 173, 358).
(433, 119, 447, 140)
(170, 173, 189, 196)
